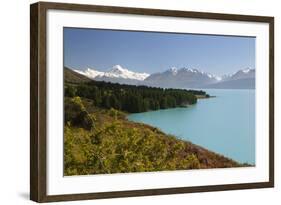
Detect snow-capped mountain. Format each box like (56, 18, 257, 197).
(103, 65, 149, 80)
(169, 67, 178, 76)
(144, 67, 220, 88)
(74, 65, 149, 85)
(205, 68, 255, 89)
(227, 68, 255, 81)
(74, 68, 104, 79)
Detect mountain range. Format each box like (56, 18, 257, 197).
(73, 65, 255, 89)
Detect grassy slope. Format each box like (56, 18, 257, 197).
(64, 66, 92, 83)
(64, 97, 242, 176)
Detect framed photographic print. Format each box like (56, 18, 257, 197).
(30, 1, 274, 202)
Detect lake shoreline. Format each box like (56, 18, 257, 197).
(127, 89, 255, 165)
(127, 110, 253, 167)
(124, 111, 252, 168)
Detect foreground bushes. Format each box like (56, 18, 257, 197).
(64, 101, 240, 176)
(64, 120, 201, 175)
(64, 97, 94, 130)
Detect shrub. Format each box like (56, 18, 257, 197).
(64, 96, 94, 130)
(64, 85, 76, 97)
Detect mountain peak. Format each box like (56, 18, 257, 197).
(75, 65, 150, 81)
(242, 68, 253, 73)
(180, 67, 200, 73)
(225, 68, 255, 81)
(168, 67, 178, 75)
(234, 68, 254, 74)
(107, 65, 149, 80)
(110, 65, 128, 73)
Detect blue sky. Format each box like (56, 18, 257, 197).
(64, 27, 255, 76)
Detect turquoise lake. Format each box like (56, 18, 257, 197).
(128, 89, 255, 164)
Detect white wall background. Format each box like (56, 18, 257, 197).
(0, 0, 279, 204)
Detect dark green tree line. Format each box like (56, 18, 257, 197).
(64, 81, 207, 113)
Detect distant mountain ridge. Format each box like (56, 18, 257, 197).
(144, 67, 220, 88)
(73, 65, 255, 89)
(204, 68, 255, 89)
